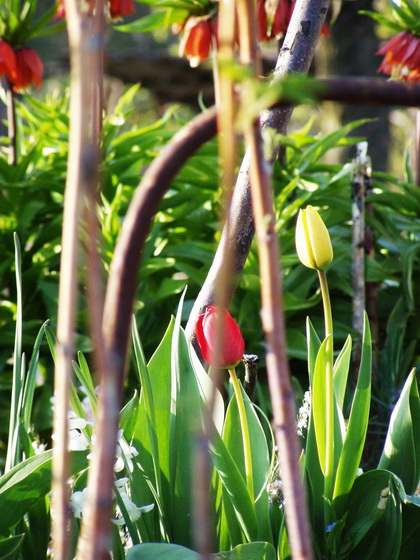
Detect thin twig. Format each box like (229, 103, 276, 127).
(236, 0, 315, 556)
(51, 0, 85, 557)
(52, 0, 103, 558)
(193, 5, 238, 558)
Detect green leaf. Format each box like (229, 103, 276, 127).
(378, 370, 420, 494)
(214, 541, 276, 559)
(222, 386, 273, 543)
(306, 317, 321, 386)
(311, 337, 329, 474)
(399, 499, 420, 560)
(127, 542, 199, 560)
(115, 9, 188, 32)
(209, 427, 259, 543)
(338, 470, 404, 559)
(0, 450, 87, 537)
(334, 314, 372, 505)
(333, 335, 352, 411)
(0, 534, 25, 560)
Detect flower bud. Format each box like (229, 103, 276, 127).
(196, 306, 245, 368)
(295, 205, 333, 271)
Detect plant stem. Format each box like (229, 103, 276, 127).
(6, 80, 17, 166)
(317, 269, 334, 501)
(228, 367, 254, 499)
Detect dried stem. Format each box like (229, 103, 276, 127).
(52, 0, 104, 558)
(235, 0, 315, 556)
(193, 5, 238, 558)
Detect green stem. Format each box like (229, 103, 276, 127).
(228, 367, 254, 500)
(318, 270, 334, 501)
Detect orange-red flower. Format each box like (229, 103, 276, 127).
(12, 47, 44, 91)
(196, 306, 245, 368)
(178, 16, 213, 68)
(259, 0, 328, 42)
(55, 0, 134, 19)
(257, 0, 269, 41)
(109, 0, 135, 18)
(0, 39, 17, 83)
(377, 30, 420, 82)
(270, 0, 292, 39)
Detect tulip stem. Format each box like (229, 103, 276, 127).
(228, 367, 254, 500)
(318, 269, 334, 502)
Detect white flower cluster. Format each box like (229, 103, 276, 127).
(53, 410, 153, 527)
(70, 478, 154, 524)
(297, 390, 311, 437)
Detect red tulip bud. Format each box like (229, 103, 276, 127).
(196, 306, 245, 368)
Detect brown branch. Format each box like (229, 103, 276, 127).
(278, 77, 420, 107)
(52, 0, 99, 558)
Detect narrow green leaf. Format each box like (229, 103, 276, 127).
(334, 314, 371, 504)
(209, 428, 259, 542)
(222, 386, 273, 543)
(333, 335, 352, 410)
(311, 338, 329, 474)
(21, 320, 48, 430)
(306, 317, 321, 386)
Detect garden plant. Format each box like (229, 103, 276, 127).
(1, 0, 420, 559)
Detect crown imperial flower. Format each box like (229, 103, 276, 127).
(377, 30, 420, 82)
(0, 40, 17, 83)
(295, 206, 333, 271)
(12, 47, 44, 91)
(196, 306, 245, 368)
(178, 16, 214, 68)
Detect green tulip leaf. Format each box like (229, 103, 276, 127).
(333, 335, 352, 411)
(0, 450, 87, 537)
(213, 541, 276, 559)
(0, 534, 25, 560)
(337, 470, 404, 559)
(209, 427, 259, 543)
(126, 542, 200, 560)
(311, 337, 329, 474)
(378, 369, 420, 494)
(222, 385, 273, 544)
(334, 313, 371, 504)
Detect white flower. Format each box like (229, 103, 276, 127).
(114, 431, 139, 473)
(71, 488, 88, 519)
(113, 478, 154, 525)
(51, 411, 91, 451)
(297, 390, 311, 437)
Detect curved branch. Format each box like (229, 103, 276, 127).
(102, 106, 217, 359)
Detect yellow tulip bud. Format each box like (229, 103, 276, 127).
(295, 205, 333, 271)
